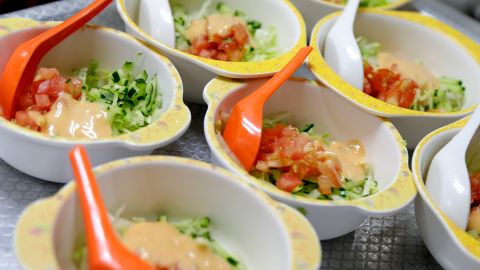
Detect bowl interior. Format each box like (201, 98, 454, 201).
(52, 160, 292, 269)
(315, 12, 480, 110)
(0, 25, 176, 114)
(122, 0, 301, 58)
(213, 79, 402, 193)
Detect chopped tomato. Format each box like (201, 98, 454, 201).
(18, 92, 36, 111)
(253, 123, 344, 195)
(276, 173, 303, 193)
(34, 94, 51, 110)
(363, 62, 419, 108)
(65, 77, 83, 99)
(14, 111, 39, 130)
(471, 172, 480, 204)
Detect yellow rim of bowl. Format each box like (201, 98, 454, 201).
(14, 156, 321, 270)
(307, 10, 480, 117)
(0, 18, 190, 147)
(116, 0, 307, 75)
(317, 0, 411, 10)
(204, 77, 416, 212)
(413, 118, 480, 259)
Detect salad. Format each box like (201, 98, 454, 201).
(12, 59, 161, 139)
(73, 213, 244, 270)
(172, 1, 281, 61)
(467, 150, 480, 240)
(357, 36, 465, 112)
(217, 114, 378, 200)
(324, 0, 396, 7)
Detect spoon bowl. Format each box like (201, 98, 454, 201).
(426, 106, 480, 229)
(323, 0, 363, 90)
(0, 0, 112, 120)
(138, 0, 175, 47)
(222, 46, 312, 170)
(69, 145, 154, 270)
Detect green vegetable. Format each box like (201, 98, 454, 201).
(171, 1, 281, 62)
(410, 76, 465, 113)
(338, 0, 392, 7)
(74, 59, 162, 135)
(357, 36, 381, 66)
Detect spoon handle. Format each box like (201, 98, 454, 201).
(451, 106, 480, 153)
(69, 145, 119, 266)
(246, 46, 312, 102)
(335, 0, 360, 27)
(24, 0, 112, 57)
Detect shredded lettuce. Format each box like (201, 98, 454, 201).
(410, 76, 465, 112)
(73, 213, 244, 270)
(333, 0, 392, 7)
(357, 36, 380, 66)
(73, 59, 162, 135)
(171, 1, 281, 61)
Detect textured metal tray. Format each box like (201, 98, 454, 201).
(1, 0, 479, 269)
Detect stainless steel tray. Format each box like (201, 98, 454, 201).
(1, 0, 479, 269)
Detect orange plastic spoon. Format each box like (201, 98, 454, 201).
(0, 0, 112, 120)
(222, 46, 313, 171)
(69, 145, 155, 270)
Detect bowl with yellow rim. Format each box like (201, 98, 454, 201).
(412, 118, 480, 269)
(203, 77, 416, 240)
(116, 0, 307, 103)
(290, 0, 411, 34)
(0, 18, 190, 183)
(307, 10, 480, 148)
(14, 155, 321, 270)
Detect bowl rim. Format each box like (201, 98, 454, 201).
(0, 18, 191, 149)
(203, 76, 417, 214)
(306, 0, 412, 10)
(307, 10, 480, 117)
(412, 117, 480, 260)
(14, 155, 321, 270)
(115, 0, 308, 77)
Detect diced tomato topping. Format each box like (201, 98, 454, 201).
(188, 21, 249, 62)
(276, 173, 303, 193)
(14, 111, 39, 130)
(65, 77, 83, 99)
(363, 62, 419, 109)
(471, 172, 480, 204)
(18, 92, 36, 111)
(253, 123, 344, 195)
(34, 94, 51, 110)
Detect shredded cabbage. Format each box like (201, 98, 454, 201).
(171, 1, 281, 61)
(356, 36, 380, 66)
(72, 59, 162, 135)
(332, 0, 393, 7)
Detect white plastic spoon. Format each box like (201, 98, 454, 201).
(323, 0, 364, 90)
(426, 106, 480, 229)
(138, 0, 175, 47)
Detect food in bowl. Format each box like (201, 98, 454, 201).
(216, 113, 378, 200)
(357, 36, 465, 112)
(468, 149, 480, 240)
(12, 59, 161, 139)
(324, 0, 397, 7)
(73, 213, 243, 270)
(172, 1, 281, 62)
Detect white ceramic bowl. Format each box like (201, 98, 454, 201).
(116, 0, 307, 103)
(307, 10, 480, 148)
(0, 18, 190, 183)
(14, 156, 321, 270)
(203, 77, 416, 240)
(290, 0, 411, 34)
(412, 118, 480, 269)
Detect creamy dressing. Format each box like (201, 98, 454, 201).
(121, 222, 232, 270)
(377, 52, 439, 90)
(468, 207, 480, 232)
(326, 140, 367, 182)
(41, 94, 111, 139)
(186, 14, 246, 42)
